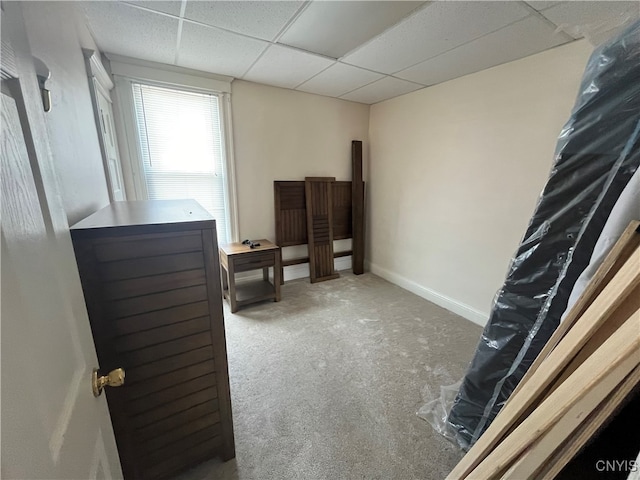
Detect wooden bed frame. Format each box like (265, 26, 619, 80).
(274, 180, 357, 283)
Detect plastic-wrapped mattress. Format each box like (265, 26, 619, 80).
(447, 19, 640, 449)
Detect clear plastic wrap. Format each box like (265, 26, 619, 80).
(417, 381, 463, 448)
(444, 19, 640, 449)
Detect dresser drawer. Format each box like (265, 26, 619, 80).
(233, 251, 275, 272)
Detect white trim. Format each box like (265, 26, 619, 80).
(221, 93, 239, 243)
(366, 261, 488, 327)
(112, 76, 148, 199)
(81, 48, 126, 202)
(106, 53, 232, 93)
(82, 48, 114, 91)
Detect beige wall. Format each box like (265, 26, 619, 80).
(231, 80, 370, 252)
(368, 40, 594, 325)
(22, 2, 110, 225)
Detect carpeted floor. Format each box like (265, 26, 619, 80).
(175, 272, 482, 480)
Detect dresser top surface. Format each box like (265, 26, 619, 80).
(71, 200, 214, 233)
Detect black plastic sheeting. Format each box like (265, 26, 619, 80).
(447, 19, 640, 449)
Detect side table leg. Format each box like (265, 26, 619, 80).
(274, 248, 282, 302)
(263, 267, 269, 282)
(228, 261, 238, 313)
(221, 265, 229, 293)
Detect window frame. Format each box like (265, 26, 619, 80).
(112, 69, 239, 244)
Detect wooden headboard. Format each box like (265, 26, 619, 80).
(274, 180, 353, 247)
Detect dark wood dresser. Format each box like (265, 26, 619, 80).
(70, 200, 234, 479)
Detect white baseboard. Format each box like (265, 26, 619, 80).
(366, 261, 488, 327)
(238, 256, 353, 283)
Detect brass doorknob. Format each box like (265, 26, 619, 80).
(92, 368, 125, 397)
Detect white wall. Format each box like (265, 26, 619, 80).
(367, 40, 594, 326)
(22, 2, 110, 225)
(231, 80, 369, 265)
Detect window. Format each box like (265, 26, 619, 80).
(131, 82, 230, 243)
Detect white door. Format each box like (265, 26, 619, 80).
(1, 4, 123, 479)
(95, 79, 126, 201)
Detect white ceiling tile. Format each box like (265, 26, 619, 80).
(83, 2, 178, 64)
(396, 16, 571, 86)
(177, 22, 268, 77)
(539, 1, 640, 39)
(243, 45, 334, 89)
(296, 63, 384, 97)
(340, 76, 423, 104)
(343, 2, 530, 73)
(183, 1, 303, 41)
(341, 1, 531, 74)
(121, 1, 183, 16)
(278, 1, 425, 59)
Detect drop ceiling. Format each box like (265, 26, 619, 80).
(80, 1, 640, 105)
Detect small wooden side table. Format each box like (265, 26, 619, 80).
(219, 239, 281, 313)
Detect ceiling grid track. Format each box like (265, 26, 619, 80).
(519, 1, 577, 42)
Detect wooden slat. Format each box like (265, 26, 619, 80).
(306, 177, 339, 283)
(104, 269, 206, 301)
(142, 424, 221, 467)
(282, 250, 352, 267)
(282, 256, 310, 267)
(113, 301, 209, 336)
(110, 284, 208, 319)
(352, 140, 365, 275)
(466, 308, 640, 479)
(120, 331, 213, 366)
(333, 181, 352, 240)
(100, 251, 204, 281)
(125, 346, 214, 385)
(546, 283, 640, 395)
(511, 221, 640, 399)
(142, 434, 222, 480)
(137, 401, 220, 441)
(127, 361, 215, 400)
(143, 414, 222, 455)
(90, 228, 203, 245)
(274, 181, 308, 247)
(94, 231, 202, 262)
(133, 387, 218, 430)
(448, 244, 640, 479)
(499, 361, 639, 479)
(280, 209, 307, 246)
(126, 346, 214, 385)
(117, 317, 211, 353)
(128, 373, 217, 416)
(538, 366, 640, 479)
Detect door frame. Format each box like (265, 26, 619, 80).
(83, 48, 126, 202)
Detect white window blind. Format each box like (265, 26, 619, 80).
(132, 82, 229, 243)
